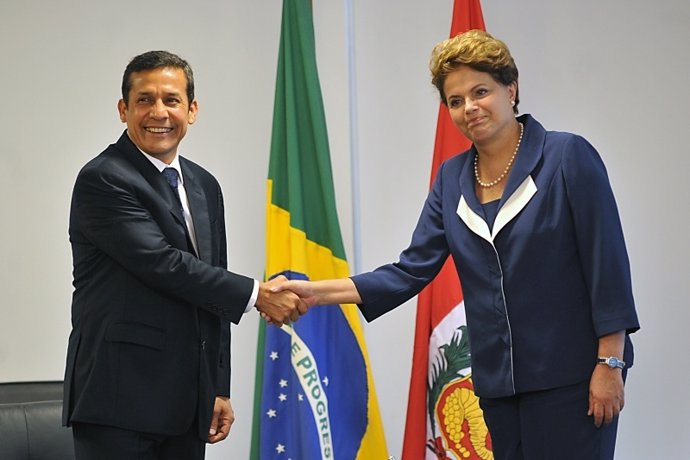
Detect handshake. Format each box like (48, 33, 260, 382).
(254, 275, 316, 327)
(254, 275, 359, 327)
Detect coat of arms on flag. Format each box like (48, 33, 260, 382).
(427, 324, 491, 459)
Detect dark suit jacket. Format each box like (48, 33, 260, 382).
(63, 131, 254, 440)
(352, 114, 639, 398)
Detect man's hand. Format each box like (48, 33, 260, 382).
(588, 364, 625, 427)
(258, 277, 360, 325)
(256, 275, 306, 327)
(270, 279, 319, 308)
(208, 396, 234, 444)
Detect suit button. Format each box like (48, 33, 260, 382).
(201, 340, 206, 350)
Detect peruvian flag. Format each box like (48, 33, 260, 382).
(401, 1, 493, 459)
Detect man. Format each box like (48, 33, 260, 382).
(63, 50, 301, 459)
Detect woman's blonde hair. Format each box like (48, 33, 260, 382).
(430, 30, 519, 113)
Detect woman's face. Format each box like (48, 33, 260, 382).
(443, 66, 517, 146)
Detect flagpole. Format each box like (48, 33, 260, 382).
(345, 0, 362, 275)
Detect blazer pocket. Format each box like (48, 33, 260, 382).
(105, 321, 166, 351)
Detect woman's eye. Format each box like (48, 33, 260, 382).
(448, 98, 463, 108)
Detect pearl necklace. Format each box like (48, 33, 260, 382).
(474, 122, 524, 188)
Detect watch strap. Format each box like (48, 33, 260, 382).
(597, 356, 626, 369)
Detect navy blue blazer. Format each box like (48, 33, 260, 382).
(353, 115, 640, 398)
(63, 132, 254, 438)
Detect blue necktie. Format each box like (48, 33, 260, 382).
(162, 167, 183, 214)
(162, 167, 197, 256)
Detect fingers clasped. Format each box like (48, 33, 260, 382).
(256, 277, 310, 327)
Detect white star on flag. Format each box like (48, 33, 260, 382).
(276, 443, 285, 453)
(266, 409, 277, 418)
(298, 393, 304, 401)
(269, 351, 279, 360)
(322, 376, 329, 386)
(279, 379, 288, 388)
(278, 393, 287, 402)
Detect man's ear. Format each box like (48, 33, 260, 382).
(188, 99, 199, 124)
(117, 99, 127, 123)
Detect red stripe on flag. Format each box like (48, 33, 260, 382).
(401, 1, 485, 459)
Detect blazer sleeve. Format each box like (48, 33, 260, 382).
(353, 162, 452, 321)
(216, 319, 232, 396)
(215, 187, 231, 395)
(71, 162, 254, 324)
(561, 135, 640, 337)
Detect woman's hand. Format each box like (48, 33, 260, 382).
(588, 365, 624, 427)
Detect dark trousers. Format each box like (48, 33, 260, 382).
(72, 421, 205, 460)
(479, 380, 620, 460)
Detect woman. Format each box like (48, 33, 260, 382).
(272, 30, 639, 460)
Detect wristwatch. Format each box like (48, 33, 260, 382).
(597, 356, 625, 369)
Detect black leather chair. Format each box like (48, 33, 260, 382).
(0, 381, 75, 460)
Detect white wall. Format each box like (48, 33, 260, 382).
(1, 1, 688, 459)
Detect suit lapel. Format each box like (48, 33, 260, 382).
(181, 159, 212, 263)
(496, 115, 544, 210)
(457, 195, 492, 243)
(115, 131, 185, 225)
(492, 176, 537, 237)
(456, 145, 493, 241)
(491, 115, 545, 235)
(115, 132, 198, 253)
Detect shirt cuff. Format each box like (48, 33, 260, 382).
(245, 279, 259, 313)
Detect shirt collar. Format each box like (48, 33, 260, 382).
(138, 149, 185, 186)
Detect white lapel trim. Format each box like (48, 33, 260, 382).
(457, 176, 537, 243)
(493, 176, 537, 238)
(457, 196, 492, 243)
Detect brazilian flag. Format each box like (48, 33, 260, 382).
(250, 0, 389, 459)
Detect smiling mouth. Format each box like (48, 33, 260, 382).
(467, 117, 484, 128)
(145, 127, 173, 134)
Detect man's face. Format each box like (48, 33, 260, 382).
(117, 67, 198, 163)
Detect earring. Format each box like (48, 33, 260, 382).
(511, 100, 515, 107)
